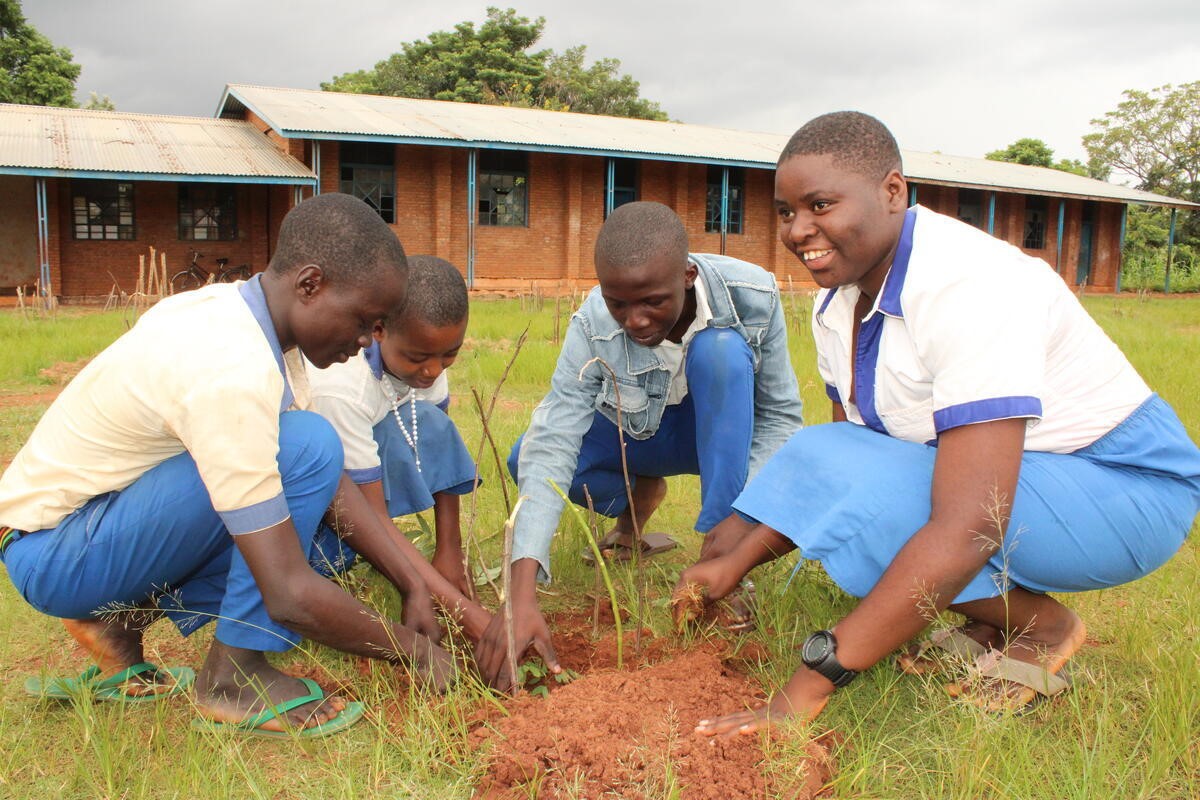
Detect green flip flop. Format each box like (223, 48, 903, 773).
(25, 662, 195, 703)
(190, 677, 365, 739)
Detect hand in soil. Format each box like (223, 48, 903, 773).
(401, 587, 444, 644)
(476, 600, 560, 693)
(409, 632, 458, 693)
(671, 556, 745, 631)
(695, 668, 832, 737)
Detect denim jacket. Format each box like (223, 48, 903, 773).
(513, 253, 804, 579)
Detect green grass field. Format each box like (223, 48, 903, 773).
(0, 294, 1196, 799)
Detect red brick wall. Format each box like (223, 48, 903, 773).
(42, 126, 1128, 297)
(55, 180, 266, 298)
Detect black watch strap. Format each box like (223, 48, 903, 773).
(802, 629, 858, 688)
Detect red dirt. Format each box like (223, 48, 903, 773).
(471, 613, 836, 799)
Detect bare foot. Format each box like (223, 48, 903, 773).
(431, 546, 472, 599)
(895, 621, 1003, 676)
(606, 475, 668, 544)
(946, 612, 1086, 712)
(195, 641, 348, 733)
(62, 607, 172, 697)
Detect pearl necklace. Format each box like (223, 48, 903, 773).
(384, 375, 420, 472)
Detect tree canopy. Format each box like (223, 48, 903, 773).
(1083, 81, 1200, 203)
(0, 0, 81, 107)
(985, 137, 1093, 178)
(1083, 82, 1200, 288)
(322, 7, 667, 121)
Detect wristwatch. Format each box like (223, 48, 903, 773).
(801, 629, 858, 688)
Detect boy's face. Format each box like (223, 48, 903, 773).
(774, 153, 907, 298)
(376, 318, 466, 389)
(596, 251, 698, 347)
(292, 265, 404, 369)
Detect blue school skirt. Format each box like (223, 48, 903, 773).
(372, 400, 479, 519)
(733, 394, 1200, 602)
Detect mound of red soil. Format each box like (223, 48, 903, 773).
(471, 623, 835, 799)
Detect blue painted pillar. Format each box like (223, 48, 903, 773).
(35, 178, 51, 297)
(720, 166, 730, 255)
(987, 192, 996, 236)
(908, 184, 917, 207)
(1055, 199, 1066, 273)
(311, 141, 321, 195)
(605, 158, 616, 218)
(1165, 207, 1177, 294)
(1116, 205, 1127, 293)
(466, 148, 478, 289)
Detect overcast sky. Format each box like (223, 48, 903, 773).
(23, 0, 1200, 167)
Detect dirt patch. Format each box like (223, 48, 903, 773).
(0, 389, 60, 409)
(0, 357, 90, 409)
(39, 357, 91, 385)
(471, 614, 836, 799)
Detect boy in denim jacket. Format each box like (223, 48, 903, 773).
(478, 201, 803, 686)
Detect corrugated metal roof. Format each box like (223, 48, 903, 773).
(220, 84, 1196, 209)
(0, 103, 316, 184)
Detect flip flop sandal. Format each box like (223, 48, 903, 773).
(896, 628, 988, 676)
(25, 662, 195, 703)
(191, 677, 365, 739)
(947, 650, 1073, 715)
(581, 531, 678, 564)
(713, 580, 757, 633)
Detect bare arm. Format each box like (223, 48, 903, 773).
(475, 557, 560, 692)
(232, 517, 453, 688)
(698, 417, 1026, 734)
(324, 474, 440, 641)
(355, 478, 493, 640)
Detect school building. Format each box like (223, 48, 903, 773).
(1, 84, 1194, 301)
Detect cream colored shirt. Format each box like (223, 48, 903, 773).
(307, 341, 449, 484)
(0, 277, 307, 535)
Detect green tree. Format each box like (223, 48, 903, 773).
(986, 137, 1055, 167)
(82, 91, 114, 110)
(0, 0, 81, 106)
(322, 7, 667, 121)
(987, 137, 1109, 180)
(537, 46, 665, 119)
(1084, 82, 1200, 288)
(1083, 82, 1200, 203)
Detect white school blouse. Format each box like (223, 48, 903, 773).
(813, 206, 1150, 452)
(307, 341, 449, 484)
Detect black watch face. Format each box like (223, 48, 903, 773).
(802, 631, 832, 664)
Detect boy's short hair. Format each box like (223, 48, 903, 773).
(778, 111, 903, 180)
(269, 193, 407, 288)
(385, 255, 468, 331)
(594, 201, 688, 270)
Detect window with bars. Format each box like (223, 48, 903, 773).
(178, 184, 238, 241)
(705, 166, 744, 234)
(478, 149, 528, 227)
(1023, 196, 1047, 249)
(72, 180, 135, 240)
(340, 142, 396, 223)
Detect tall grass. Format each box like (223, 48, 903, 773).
(1120, 249, 1200, 293)
(0, 295, 1196, 799)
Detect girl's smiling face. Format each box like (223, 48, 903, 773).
(774, 153, 908, 299)
(376, 317, 466, 389)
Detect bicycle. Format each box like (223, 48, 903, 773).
(170, 251, 252, 293)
